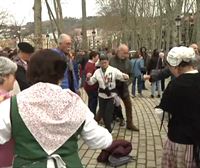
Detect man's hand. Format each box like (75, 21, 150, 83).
(86, 73, 92, 80)
(123, 74, 129, 80)
(143, 74, 150, 81)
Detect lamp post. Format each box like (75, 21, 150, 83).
(46, 32, 50, 49)
(17, 30, 21, 42)
(92, 28, 96, 49)
(175, 15, 181, 46)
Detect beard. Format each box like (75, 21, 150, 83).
(117, 54, 126, 59)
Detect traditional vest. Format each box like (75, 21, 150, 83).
(11, 96, 84, 168)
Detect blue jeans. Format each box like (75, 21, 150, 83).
(87, 90, 98, 115)
(151, 80, 161, 96)
(132, 76, 143, 96)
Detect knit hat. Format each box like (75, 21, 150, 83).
(18, 42, 34, 53)
(167, 46, 196, 66)
(0, 56, 17, 75)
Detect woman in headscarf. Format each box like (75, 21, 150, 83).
(0, 49, 112, 168)
(0, 56, 17, 168)
(159, 46, 200, 168)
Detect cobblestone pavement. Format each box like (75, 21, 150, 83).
(78, 87, 168, 168)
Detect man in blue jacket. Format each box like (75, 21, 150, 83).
(52, 34, 80, 94)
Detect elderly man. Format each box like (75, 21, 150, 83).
(52, 34, 79, 94)
(110, 44, 139, 131)
(14, 42, 34, 91)
(189, 43, 199, 55)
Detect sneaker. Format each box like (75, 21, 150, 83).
(139, 93, 143, 97)
(131, 95, 135, 98)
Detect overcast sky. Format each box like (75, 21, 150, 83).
(0, 0, 98, 24)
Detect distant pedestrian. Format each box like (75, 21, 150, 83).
(84, 51, 99, 115)
(147, 49, 162, 98)
(140, 47, 150, 90)
(130, 51, 144, 97)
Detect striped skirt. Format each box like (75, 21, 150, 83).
(162, 138, 197, 168)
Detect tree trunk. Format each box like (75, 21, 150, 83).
(196, 0, 200, 46)
(121, 0, 128, 44)
(45, 0, 62, 37)
(46, 0, 58, 44)
(33, 0, 43, 49)
(54, 0, 64, 34)
(81, 0, 88, 50)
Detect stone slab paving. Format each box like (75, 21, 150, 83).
(78, 87, 168, 168)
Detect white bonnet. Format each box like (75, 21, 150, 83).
(167, 46, 195, 66)
(0, 56, 17, 75)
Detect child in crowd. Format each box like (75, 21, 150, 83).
(87, 54, 129, 132)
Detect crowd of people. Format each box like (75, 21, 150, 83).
(0, 33, 200, 168)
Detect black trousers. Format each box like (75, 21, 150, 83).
(86, 90, 98, 115)
(98, 97, 114, 133)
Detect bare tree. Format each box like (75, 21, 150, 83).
(33, 0, 43, 49)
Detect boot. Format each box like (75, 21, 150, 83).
(126, 123, 139, 131)
(122, 97, 139, 132)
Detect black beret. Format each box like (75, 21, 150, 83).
(18, 42, 34, 53)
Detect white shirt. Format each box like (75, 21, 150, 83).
(87, 65, 128, 99)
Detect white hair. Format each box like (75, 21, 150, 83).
(118, 44, 129, 51)
(0, 56, 17, 75)
(57, 34, 71, 44)
(0, 56, 17, 84)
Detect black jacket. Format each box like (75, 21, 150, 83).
(159, 72, 200, 145)
(150, 67, 172, 82)
(15, 65, 30, 91)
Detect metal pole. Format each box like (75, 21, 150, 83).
(177, 26, 180, 46)
(47, 38, 49, 49)
(93, 35, 95, 49)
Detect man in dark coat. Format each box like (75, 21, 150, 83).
(14, 42, 34, 90)
(110, 44, 139, 131)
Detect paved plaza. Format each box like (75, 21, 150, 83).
(78, 87, 168, 168)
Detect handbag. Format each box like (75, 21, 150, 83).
(150, 58, 161, 77)
(150, 69, 160, 76)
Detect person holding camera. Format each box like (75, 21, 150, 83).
(87, 54, 129, 133)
